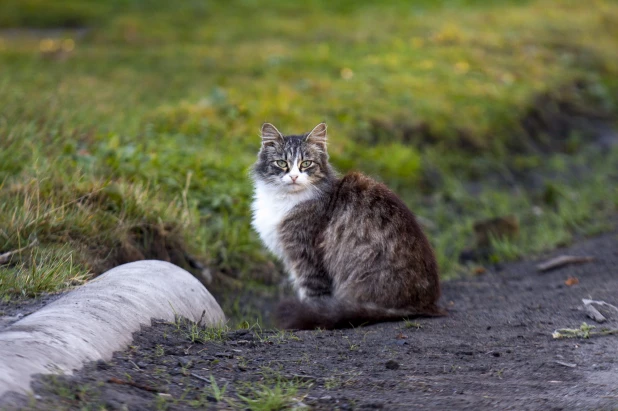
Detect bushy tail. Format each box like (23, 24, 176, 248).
(275, 298, 446, 330)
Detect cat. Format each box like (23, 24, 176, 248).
(251, 122, 443, 329)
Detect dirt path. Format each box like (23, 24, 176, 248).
(4, 231, 618, 410)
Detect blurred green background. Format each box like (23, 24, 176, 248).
(1, 0, 617, 320)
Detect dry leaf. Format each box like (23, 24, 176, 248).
(0, 239, 39, 265)
(565, 277, 579, 286)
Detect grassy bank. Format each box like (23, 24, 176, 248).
(1, 0, 618, 305)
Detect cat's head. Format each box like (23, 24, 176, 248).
(252, 123, 334, 194)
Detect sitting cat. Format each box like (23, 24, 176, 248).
(251, 122, 443, 329)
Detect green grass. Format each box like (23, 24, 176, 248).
(0, 246, 87, 299)
(178, 319, 230, 344)
(1, 0, 618, 302)
(237, 380, 307, 411)
(235, 367, 310, 411)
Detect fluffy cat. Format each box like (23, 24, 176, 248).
(251, 122, 443, 329)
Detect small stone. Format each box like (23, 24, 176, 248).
(178, 357, 193, 368)
(96, 360, 110, 370)
(170, 367, 184, 376)
(385, 360, 400, 370)
(229, 329, 250, 338)
(319, 395, 333, 402)
(136, 361, 149, 368)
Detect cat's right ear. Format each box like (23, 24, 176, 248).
(305, 123, 327, 149)
(261, 123, 283, 147)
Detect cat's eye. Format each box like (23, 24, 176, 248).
(275, 160, 288, 168)
(300, 160, 313, 168)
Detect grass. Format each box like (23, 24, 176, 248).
(0, 246, 87, 299)
(204, 375, 228, 404)
(552, 322, 618, 339)
(1, 0, 618, 304)
(182, 320, 230, 344)
(237, 381, 307, 411)
(235, 367, 310, 411)
(403, 320, 422, 329)
(174, 316, 302, 345)
(192, 366, 311, 410)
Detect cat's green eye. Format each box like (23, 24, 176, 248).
(300, 160, 313, 168)
(275, 160, 288, 168)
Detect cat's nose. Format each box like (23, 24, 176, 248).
(289, 175, 298, 182)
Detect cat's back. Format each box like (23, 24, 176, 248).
(324, 171, 439, 306)
(330, 172, 414, 219)
(325, 171, 430, 253)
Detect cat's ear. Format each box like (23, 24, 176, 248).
(261, 123, 283, 147)
(306, 123, 327, 148)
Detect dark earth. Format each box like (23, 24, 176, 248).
(2, 230, 618, 410)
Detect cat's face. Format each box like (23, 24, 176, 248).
(253, 123, 331, 194)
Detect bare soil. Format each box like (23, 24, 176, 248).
(3, 231, 618, 410)
(0, 293, 63, 333)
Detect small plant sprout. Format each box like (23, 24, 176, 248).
(552, 322, 618, 339)
(403, 320, 423, 329)
(205, 375, 228, 403)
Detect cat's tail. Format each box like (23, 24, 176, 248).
(275, 297, 446, 330)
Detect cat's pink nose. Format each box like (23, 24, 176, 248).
(290, 175, 298, 182)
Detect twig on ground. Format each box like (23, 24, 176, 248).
(128, 360, 141, 370)
(537, 255, 595, 272)
(554, 361, 577, 368)
(0, 239, 39, 265)
(582, 298, 618, 324)
(584, 303, 607, 323)
(191, 373, 211, 383)
(107, 377, 160, 393)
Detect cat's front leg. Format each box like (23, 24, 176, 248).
(278, 197, 332, 300)
(287, 261, 331, 301)
(280, 235, 332, 301)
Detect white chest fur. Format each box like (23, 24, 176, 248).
(251, 181, 316, 261)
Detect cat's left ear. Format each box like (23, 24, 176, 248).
(306, 123, 327, 148)
(261, 123, 283, 147)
